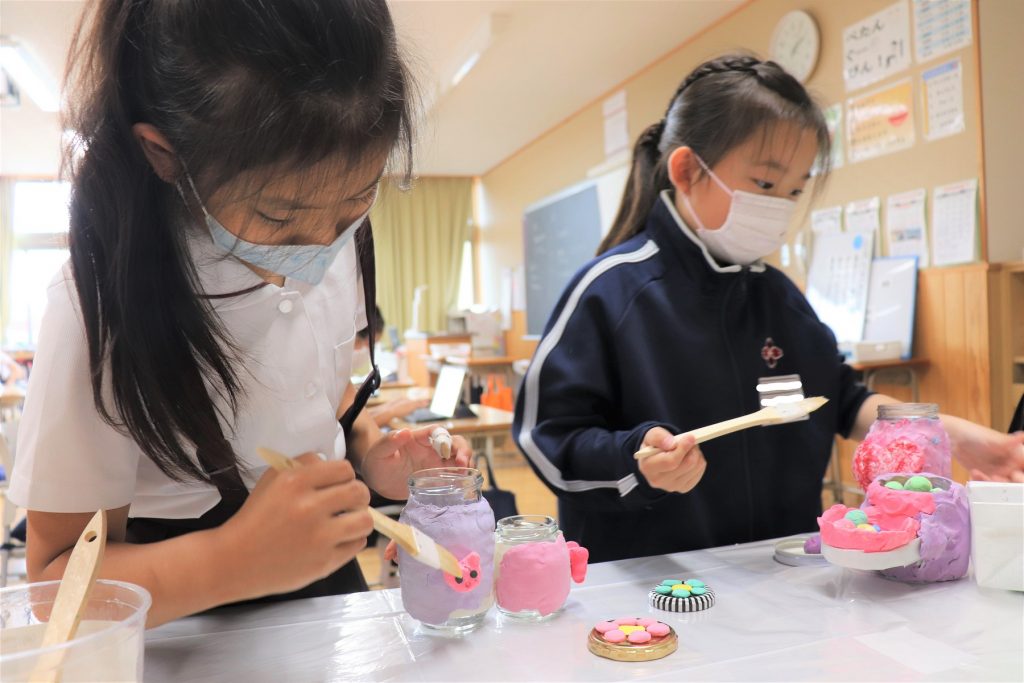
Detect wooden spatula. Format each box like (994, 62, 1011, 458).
(29, 509, 107, 683)
(634, 396, 829, 460)
(255, 447, 464, 578)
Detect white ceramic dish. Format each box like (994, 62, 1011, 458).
(773, 538, 829, 567)
(821, 538, 921, 571)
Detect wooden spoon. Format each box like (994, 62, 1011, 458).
(29, 509, 107, 683)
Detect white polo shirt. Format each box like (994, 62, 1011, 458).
(8, 230, 365, 518)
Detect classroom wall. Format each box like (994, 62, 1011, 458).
(978, 0, 1024, 263)
(477, 0, 1002, 305)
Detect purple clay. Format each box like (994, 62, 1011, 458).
(803, 533, 822, 554)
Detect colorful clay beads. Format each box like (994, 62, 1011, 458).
(844, 509, 869, 525)
(595, 617, 672, 644)
(905, 475, 933, 492)
(649, 578, 716, 612)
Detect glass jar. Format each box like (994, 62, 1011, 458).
(852, 403, 952, 490)
(494, 515, 573, 621)
(398, 467, 495, 634)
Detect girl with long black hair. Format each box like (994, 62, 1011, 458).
(9, 0, 470, 627)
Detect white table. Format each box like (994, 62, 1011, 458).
(145, 538, 1023, 681)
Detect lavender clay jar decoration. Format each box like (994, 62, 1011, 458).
(398, 468, 495, 634)
(878, 474, 971, 583)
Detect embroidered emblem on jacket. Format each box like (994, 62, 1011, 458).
(761, 337, 784, 369)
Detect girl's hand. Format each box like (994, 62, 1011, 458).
(638, 427, 707, 493)
(359, 426, 473, 500)
(219, 453, 373, 600)
(956, 428, 1024, 483)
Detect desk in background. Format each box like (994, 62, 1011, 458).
(145, 537, 1022, 681)
(850, 357, 929, 401)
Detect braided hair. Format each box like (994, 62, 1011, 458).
(598, 54, 830, 254)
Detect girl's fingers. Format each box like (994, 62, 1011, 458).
(383, 540, 399, 563)
(643, 427, 676, 452)
(450, 436, 473, 467)
(324, 509, 374, 545)
(312, 479, 371, 516)
(641, 435, 697, 475)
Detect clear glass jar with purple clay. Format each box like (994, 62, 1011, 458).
(398, 467, 495, 634)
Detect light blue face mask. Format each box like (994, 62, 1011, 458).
(181, 173, 371, 285)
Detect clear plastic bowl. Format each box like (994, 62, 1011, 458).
(0, 579, 151, 682)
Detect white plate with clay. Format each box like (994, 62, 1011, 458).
(773, 538, 829, 567)
(821, 538, 921, 571)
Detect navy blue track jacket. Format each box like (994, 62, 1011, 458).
(513, 191, 871, 562)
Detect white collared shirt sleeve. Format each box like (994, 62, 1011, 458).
(8, 268, 140, 512)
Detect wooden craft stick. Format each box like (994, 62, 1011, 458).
(634, 396, 829, 461)
(30, 510, 107, 683)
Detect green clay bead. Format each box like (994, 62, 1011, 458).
(884, 481, 904, 490)
(844, 509, 869, 525)
(906, 475, 932, 492)
(931, 487, 943, 493)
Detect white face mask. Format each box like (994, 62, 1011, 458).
(680, 155, 797, 266)
(180, 173, 372, 285)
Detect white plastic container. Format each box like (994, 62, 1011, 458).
(0, 579, 151, 682)
(968, 481, 1024, 591)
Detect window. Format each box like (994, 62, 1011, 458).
(4, 180, 71, 347)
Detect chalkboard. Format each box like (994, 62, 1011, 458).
(523, 181, 603, 336)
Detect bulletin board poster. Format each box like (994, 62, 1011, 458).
(847, 79, 915, 163)
(843, 1, 912, 92)
(912, 0, 972, 64)
(922, 58, 965, 141)
(811, 103, 844, 176)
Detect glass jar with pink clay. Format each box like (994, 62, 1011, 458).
(852, 403, 952, 491)
(494, 515, 587, 621)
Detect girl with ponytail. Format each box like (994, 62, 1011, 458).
(9, 0, 471, 626)
(514, 54, 1023, 562)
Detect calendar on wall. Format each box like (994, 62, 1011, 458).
(806, 231, 876, 345)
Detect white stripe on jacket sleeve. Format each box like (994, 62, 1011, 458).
(516, 240, 660, 497)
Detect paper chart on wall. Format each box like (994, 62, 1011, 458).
(845, 197, 881, 256)
(922, 59, 965, 141)
(931, 179, 978, 266)
(843, 1, 912, 92)
(913, 0, 972, 64)
(847, 79, 916, 163)
(806, 231, 875, 345)
(811, 206, 843, 235)
(886, 189, 929, 266)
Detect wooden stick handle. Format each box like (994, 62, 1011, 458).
(634, 409, 770, 460)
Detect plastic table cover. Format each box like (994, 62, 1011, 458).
(144, 538, 1023, 681)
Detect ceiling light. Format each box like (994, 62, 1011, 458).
(0, 37, 60, 112)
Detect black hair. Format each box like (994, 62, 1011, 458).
(357, 305, 385, 340)
(63, 0, 415, 483)
(598, 54, 830, 254)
